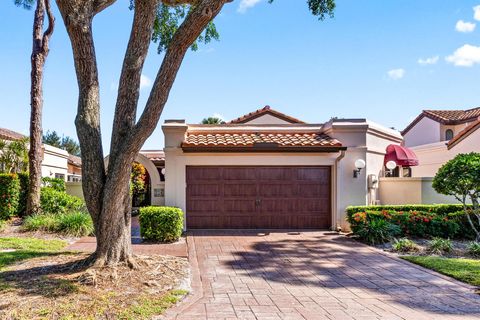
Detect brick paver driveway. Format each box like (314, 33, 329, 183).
(166, 231, 480, 320)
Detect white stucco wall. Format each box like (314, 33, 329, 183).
(411, 128, 480, 177)
(403, 117, 441, 147)
(41, 144, 69, 180)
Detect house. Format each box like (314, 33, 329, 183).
(402, 108, 480, 177)
(161, 106, 402, 231)
(0, 127, 82, 182)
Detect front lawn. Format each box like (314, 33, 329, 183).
(0, 237, 66, 269)
(402, 256, 480, 286)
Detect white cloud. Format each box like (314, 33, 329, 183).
(140, 74, 152, 89)
(238, 0, 262, 14)
(446, 44, 480, 67)
(474, 5, 480, 21)
(455, 20, 476, 33)
(387, 68, 405, 80)
(418, 56, 439, 65)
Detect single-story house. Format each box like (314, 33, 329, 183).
(402, 108, 480, 177)
(162, 106, 402, 231)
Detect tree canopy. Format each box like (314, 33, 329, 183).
(43, 130, 81, 156)
(201, 117, 225, 124)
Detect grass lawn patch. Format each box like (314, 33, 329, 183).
(402, 255, 480, 286)
(0, 237, 66, 269)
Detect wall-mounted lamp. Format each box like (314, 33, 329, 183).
(353, 159, 366, 178)
(161, 168, 166, 176)
(385, 160, 397, 177)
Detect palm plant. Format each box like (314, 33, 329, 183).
(0, 138, 29, 173)
(201, 117, 226, 125)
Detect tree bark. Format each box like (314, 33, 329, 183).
(56, 0, 229, 266)
(27, 0, 54, 216)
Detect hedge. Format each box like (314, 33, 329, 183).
(17, 172, 29, 216)
(346, 204, 470, 217)
(0, 174, 20, 219)
(347, 208, 480, 240)
(139, 206, 183, 242)
(40, 187, 84, 214)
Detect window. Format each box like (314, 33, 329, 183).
(445, 129, 454, 141)
(55, 173, 65, 180)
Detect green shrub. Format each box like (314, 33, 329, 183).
(428, 237, 453, 255)
(23, 211, 93, 237)
(354, 217, 400, 245)
(23, 213, 59, 233)
(0, 174, 20, 220)
(348, 210, 463, 239)
(392, 238, 418, 253)
(40, 187, 84, 214)
(16, 172, 29, 216)
(139, 206, 183, 242)
(57, 211, 94, 237)
(41, 177, 66, 192)
(467, 242, 480, 257)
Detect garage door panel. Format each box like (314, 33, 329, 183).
(224, 183, 257, 196)
(187, 167, 222, 180)
(186, 166, 331, 229)
(258, 184, 296, 197)
(188, 184, 220, 197)
(260, 199, 295, 213)
(223, 167, 257, 180)
(224, 200, 256, 213)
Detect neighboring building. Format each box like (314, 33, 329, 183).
(402, 108, 480, 177)
(0, 127, 82, 181)
(161, 106, 402, 231)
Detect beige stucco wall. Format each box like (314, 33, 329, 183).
(66, 181, 84, 199)
(403, 117, 441, 147)
(242, 114, 293, 125)
(378, 177, 461, 205)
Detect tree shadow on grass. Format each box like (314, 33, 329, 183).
(193, 230, 480, 316)
(0, 251, 89, 298)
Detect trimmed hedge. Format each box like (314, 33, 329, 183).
(346, 204, 470, 217)
(42, 177, 66, 192)
(0, 174, 20, 219)
(139, 206, 183, 242)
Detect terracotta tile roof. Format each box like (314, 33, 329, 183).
(68, 154, 82, 167)
(402, 107, 480, 135)
(140, 150, 165, 162)
(228, 106, 306, 124)
(447, 118, 480, 149)
(182, 131, 343, 151)
(0, 127, 26, 141)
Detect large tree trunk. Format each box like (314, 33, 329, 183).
(27, 0, 54, 215)
(56, 0, 229, 266)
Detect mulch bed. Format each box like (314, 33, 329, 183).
(0, 252, 189, 319)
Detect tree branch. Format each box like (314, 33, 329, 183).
(41, 0, 55, 53)
(108, 0, 159, 170)
(93, 0, 117, 15)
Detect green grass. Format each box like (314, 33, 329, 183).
(119, 289, 188, 320)
(402, 255, 480, 286)
(0, 237, 67, 269)
(22, 211, 94, 237)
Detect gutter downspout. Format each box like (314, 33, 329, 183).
(333, 150, 346, 232)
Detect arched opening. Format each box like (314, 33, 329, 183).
(104, 153, 164, 208)
(445, 129, 454, 141)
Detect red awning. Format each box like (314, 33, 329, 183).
(384, 144, 419, 167)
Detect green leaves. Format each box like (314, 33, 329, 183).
(269, 0, 336, 20)
(13, 0, 35, 10)
(433, 152, 480, 199)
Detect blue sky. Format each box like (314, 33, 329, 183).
(1, 0, 480, 151)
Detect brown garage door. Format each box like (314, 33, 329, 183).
(186, 166, 331, 229)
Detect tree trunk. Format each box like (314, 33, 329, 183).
(56, 0, 229, 266)
(27, 0, 54, 215)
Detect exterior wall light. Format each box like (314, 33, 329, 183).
(353, 159, 366, 178)
(386, 160, 397, 176)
